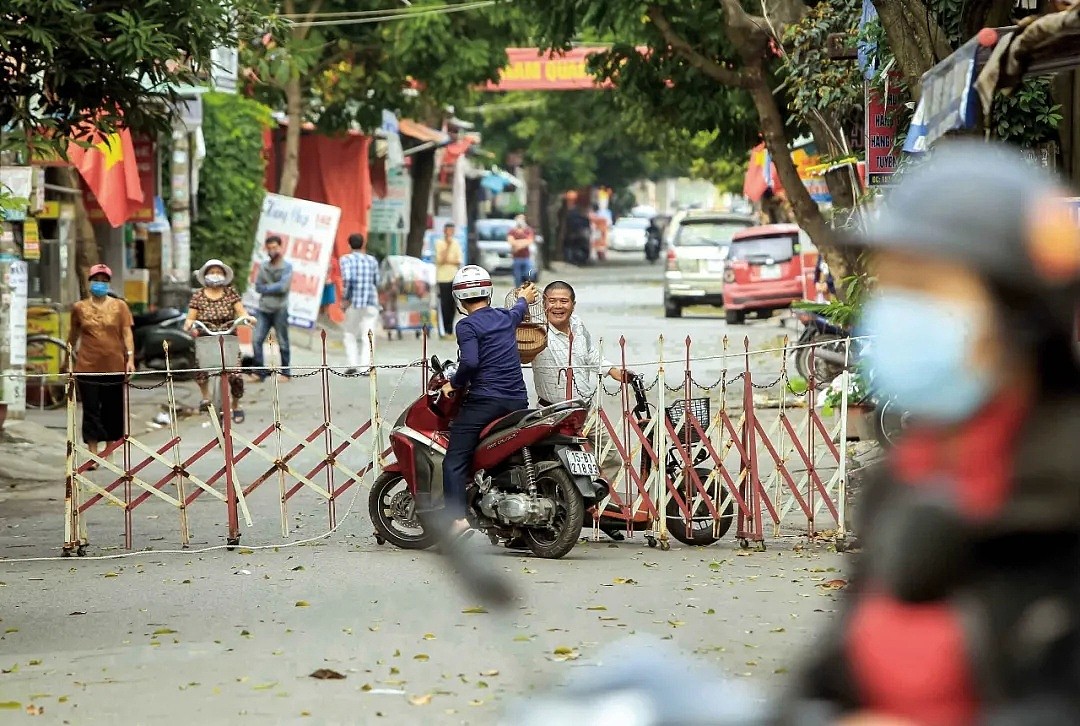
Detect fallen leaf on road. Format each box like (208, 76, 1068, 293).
(599, 616, 619, 622)
(408, 694, 433, 706)
(295, 601, 310, 607)
(239, 630, 252, 638)
(413, 654, 429, 662)
(103, 572, 118, 578)
(152, 628, 176, 636)
(461, 606, 488, 614)
(368, 625, 379, 632)
(770, 627, 786, 633)
(612, 578, 637, 585)
(512, 635, 533, 642)
(709, 560, 725, 570)
(291, 566, 305, 571)
(309, 669, 346, 680)
(586, 606, 607, 611)
(238, 548, 254, 555)
(252, 682, 278, 691)
(68, 611, 86, 616)
(667, 620, 686, 628)
(422, 633, 436, 641)
(2, 664, 19, 674)
(0, 702, 20, 710)
(480, 670, 499, 677)
(551, 646, 579, 662)
(706, 608, 716, 615)
(469, 700, 484, 707)
(821, 579, 848, 590)
(25, 704, 44, 716)
(4, 628, 17, 634)
(27, 660, 41, 666)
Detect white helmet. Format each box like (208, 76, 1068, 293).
(451, 265, 493, 303)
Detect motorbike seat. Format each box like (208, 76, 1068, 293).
(134, 308, 183, 327)
(479, 409, 537, 440)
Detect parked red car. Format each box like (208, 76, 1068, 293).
(722, 224, 816, 324)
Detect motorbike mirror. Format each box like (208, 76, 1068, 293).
(430, 355, 442, 374)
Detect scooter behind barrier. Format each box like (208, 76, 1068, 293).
(133, 307, 196, 372)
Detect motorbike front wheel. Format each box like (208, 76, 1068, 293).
(368, 472, 435, 550)
(524, 468, 585, 559)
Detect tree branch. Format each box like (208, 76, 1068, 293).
(646, 5, 749, 89)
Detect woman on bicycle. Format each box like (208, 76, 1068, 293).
(184, 259, 253, 423)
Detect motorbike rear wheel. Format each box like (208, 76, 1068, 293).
(368, 472, 435, 550)
(524, 468, 584, 559)
(665, 467, 734, 546)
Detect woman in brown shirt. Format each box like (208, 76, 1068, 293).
(184, 259, 253, 423)
(67, 264, 135, 467)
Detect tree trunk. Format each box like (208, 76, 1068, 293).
(279, 74, 302, 197)
(744, 62, 833, 250)
(58, 166, 100, 298)
(406, 147, 435, 258)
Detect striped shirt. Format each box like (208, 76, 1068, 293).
(340, 252, 380, 309)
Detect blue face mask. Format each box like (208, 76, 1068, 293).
(859, 291, 994, 425)
(89, 281, 110, 298)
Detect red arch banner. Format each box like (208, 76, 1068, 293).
(483, 47, 619, 91)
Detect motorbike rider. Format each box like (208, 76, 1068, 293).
(440, 265, 540, 539)
(782, 140, 1080, 725)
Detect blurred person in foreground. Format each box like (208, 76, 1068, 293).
(782, 141, 1080, 725)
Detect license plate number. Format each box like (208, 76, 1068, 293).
(707, 260, 726, 273)
(759, 264, 782, 280)
(565, 450, 599, 477)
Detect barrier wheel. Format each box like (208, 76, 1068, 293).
(834, 537, 848, 553)
(226, 537, 240, 551)
(61, 547, 73, 557)
(659, 539, 671, 552)
(646, 535, 658, 548)
(76, 545, 88, 557)
(738, 537, 750, 549)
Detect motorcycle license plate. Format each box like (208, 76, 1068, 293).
(566, 451, 599, 477)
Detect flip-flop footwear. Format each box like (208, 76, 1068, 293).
(231, 408, 245, 424)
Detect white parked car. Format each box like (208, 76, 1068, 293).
(607, 216, 650, 252)
(662, 210, 757, 318)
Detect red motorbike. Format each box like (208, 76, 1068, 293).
(369, 356, 609, 559)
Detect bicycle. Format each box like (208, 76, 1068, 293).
(25, 334, 70, 410)
(190, 317, 253, 417)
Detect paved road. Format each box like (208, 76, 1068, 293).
(0, 255, 847, 723)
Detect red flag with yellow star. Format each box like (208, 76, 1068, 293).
(67, 128, 144, 227)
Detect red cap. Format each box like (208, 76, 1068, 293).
(88, 263, 113, 280)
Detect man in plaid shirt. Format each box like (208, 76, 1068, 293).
(340, 233, 380, 375)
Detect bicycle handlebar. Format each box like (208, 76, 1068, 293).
(191, 317, 253, 336)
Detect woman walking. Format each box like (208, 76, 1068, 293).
(435, 223, 463, 338)
(67, 264, 134, 469)
(183, 259, 253, 423)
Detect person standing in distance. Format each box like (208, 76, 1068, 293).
(508, 214, 535, 288)
(439, 266, 539, 538)
(251, 235, 293, 381)
(340, 233, 380, 376)
(435, 223, 463, 339)
(67, 264, 135, 469)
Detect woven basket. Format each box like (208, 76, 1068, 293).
(506, 288, 548, 363)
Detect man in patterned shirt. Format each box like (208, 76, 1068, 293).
(340, 233, 381, 375)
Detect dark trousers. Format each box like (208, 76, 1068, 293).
(442, 396, 528, 517)
(438, 282, 456, 336)
(77, 374, 126, 444)
(253, 308, 291, 377)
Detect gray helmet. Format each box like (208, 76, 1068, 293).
(852, 139, 1080, 339)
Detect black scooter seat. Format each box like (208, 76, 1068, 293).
(134, 308, 184, 327)
(479, 409, 536, 439)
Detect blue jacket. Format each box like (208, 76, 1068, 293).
(450, 298, 528, 400)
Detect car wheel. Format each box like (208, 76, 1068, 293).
(725, 309, 745, 325)
(665, 300, 682, 318)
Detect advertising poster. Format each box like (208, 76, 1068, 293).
(864, 75, 902, 186)
(244, 194, 342, 329)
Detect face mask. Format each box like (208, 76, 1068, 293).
(204, 273, 226, 287)
(860, 291, 994, 425)
(89, 281, 109, 298)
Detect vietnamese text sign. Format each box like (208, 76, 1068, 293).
(864, 75, 902, 186)
(485, 47, 619, 91)
(369, 166, 411, 234)
(244, 194, 341, 329)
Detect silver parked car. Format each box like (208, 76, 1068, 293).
(662, 211, 756, 318)
(475, 218, 544, 277)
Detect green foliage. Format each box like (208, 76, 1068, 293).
(192, 92, 273, 280)
(0, 0, 267, 153)
(794, 271, 870, 328)
(990, 77, 1062, 147)
(782, 0, 864, 132)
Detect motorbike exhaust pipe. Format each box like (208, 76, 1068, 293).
(813, 347, 854, 369)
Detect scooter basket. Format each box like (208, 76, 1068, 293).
(665, 398, 710, 444)
(195, 335, 240, 371)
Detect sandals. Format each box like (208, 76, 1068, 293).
(231, 408, 245, 424)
